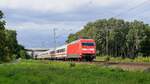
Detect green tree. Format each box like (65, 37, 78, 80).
(66, 18, 150, 58)
(0, 10, 29, 62)
(140, 25, 150, 56)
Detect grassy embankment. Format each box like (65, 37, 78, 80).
(0, 60, 150, 84)
(95, 56, 150, 63)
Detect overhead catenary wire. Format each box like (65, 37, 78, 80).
(53, 28, 56, 51)
(51, 28, 74, 48)
(51, 0, 150, 50)
(103, 0, 150, 56)
(114, 0, 150, 18)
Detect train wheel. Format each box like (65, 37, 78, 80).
(84, 56, 93, 62)
(77, 58, 81, 61)
(88, 58, 93, 62)
(64, 58, 67, 61)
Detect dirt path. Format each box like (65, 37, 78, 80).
(93, 61, 150, 71)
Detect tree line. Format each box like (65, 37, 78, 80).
(66, 18, 150, 58)
(0, 10, 29, 62)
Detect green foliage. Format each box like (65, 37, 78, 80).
(69, 62, 76, 67)
(96, 56, 150, 63)
(66, 34, 78, 43)
(67, 18, 150, 58)
(105, 56, 110, 62)
(0, 60, 150, 84)
(0, 11, 5, 30)
(19, 50, 26, 59)
(0, 10, 28, 62)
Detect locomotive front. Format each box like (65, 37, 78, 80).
(80, 39, 96, 61)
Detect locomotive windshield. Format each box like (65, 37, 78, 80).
(82, 42, 94, 46)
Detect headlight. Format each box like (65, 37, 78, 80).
(82, 48, 95, 50)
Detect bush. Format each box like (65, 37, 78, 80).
(69, 62, 76, 68)
(105, 56, 110, 61)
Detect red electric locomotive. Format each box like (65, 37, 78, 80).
(67, 39, 96, 61)
(37, 39, 96, 61)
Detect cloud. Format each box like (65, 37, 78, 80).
(6, 21, 85, 48)
(1, 0, 149, 22)
(1, 0, 150, 48)
(1, 0, 146, 13)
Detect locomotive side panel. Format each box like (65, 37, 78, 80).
(67, 41, 81, 58)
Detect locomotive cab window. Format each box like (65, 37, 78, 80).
(82, 43, 94, 46)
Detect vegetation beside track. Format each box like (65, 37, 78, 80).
(0, 60, 150, 84)
(0, 10, 29, 63)
(95, 56, 150, 63)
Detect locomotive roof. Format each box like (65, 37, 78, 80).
(68, 39, 94, 44)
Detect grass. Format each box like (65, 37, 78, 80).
(95, 56, 150, 63)
(0, 60, 150, 84)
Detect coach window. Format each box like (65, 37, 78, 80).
(57, 50, 59, 53)
(60, 49, 63, 53)
(57, 49, 65, 53)
(51, 51, 55, 54)
(60, 49, 65, 52)
(58, 49, 61, 53)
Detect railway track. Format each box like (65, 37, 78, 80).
(88, 61, 150, 71)
(40, 59, 150, 71)
(52, 60, 150, 66)
(52, 60, 150, 71)
(93, 61, 150, 66)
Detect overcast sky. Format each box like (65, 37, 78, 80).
(0, 0, 150, 48)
